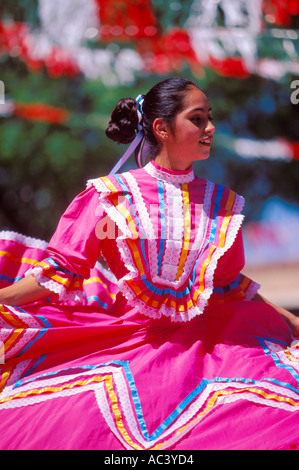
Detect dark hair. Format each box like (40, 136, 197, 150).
(105, 78, 200, 157)
(105, 97, 138, 145)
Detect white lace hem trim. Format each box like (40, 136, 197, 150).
(0, 230, 48, 250)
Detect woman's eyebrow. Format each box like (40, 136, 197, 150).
(190, 107, 212, 112)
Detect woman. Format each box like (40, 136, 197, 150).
(0, 78, 298, 450)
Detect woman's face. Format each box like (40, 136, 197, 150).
(157, 87, 215, 169)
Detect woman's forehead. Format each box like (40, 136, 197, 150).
(182, 87, 211, 112)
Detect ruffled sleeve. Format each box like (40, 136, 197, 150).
(209, 228, 260, 305)
(25, 257, 85, 303)
(25, 185, 104, 303)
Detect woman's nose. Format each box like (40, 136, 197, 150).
(205, 119, 215, 134)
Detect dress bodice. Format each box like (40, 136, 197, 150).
(85, 160, 258, 321)
(25, 160, 259, 322)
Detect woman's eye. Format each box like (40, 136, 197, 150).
(191, 116, 213, 124)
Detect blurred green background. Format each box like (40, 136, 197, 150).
(0, 0, 298, 275)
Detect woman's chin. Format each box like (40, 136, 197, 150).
(195, 151, 211, 162)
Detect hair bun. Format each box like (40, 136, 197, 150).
(105, 97, 138, 144)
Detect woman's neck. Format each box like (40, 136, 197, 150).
(154, 152, 192, 172)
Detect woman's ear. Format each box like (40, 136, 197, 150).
(152, 118, 169, 141)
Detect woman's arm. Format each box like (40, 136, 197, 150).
(0, 275, 53, 306)
(0, 186, 106, 308)
(253, 292, 299, 337)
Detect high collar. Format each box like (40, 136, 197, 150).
(143, 160, 195, 184)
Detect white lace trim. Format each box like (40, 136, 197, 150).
(88, 177, 134, 239)
(2, 305, 42, 328)
(88, 175, 142, 284)
(170, 179, 213, 288)
(0, 328, 40, 361)
(88, 173, 247, 322)
(94, 260, 117, 285)
(144, 160, 195, 183)
(121, 175, 246, 322)
(122, 171, 159, 281)
(245, 279, 260, 300)
(274, 340, 299, 374)
(233, 193, 245, 213)
(1, 360, 297, 448)
(0, 230, 48, 250)
(194, 213, 245, 317)
(94, 367, 299, 449)
(25, 266, 83, 303)
(117, 217, 245, 323)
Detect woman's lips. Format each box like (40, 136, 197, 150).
(199, 138, 212, 146)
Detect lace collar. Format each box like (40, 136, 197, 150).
(143, 160, 195, 184)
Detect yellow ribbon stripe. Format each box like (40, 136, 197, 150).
(0, 372, 142, 450)
(126, 238, 145, 276)
(152, 385, 299, 450)
(192, 245, 216, 303)
(3, 329, 24, 353)
(101, 177, 139, 239)
(104, 374, 142, 450)
(225, 190, 236, 212)
(0, 250, 38, 266)
(240, 275, 251, 293)
(0, 366, 12, 395)
(0, 305, 27, 328)
(84, 276, 109, 287)
(218, 212, 233, 248)
(83, 277, 116, 299)
(217, 190, 236, 248)
(284, 349, 299, 363)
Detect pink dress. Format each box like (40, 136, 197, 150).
(0, 160, 298, 450)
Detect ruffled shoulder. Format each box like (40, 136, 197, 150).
(86, 170, 250, 322)
(122, 179, 247, 322)
(87, 172, 142, 241)
(87, 173, 134, 196)
(207, 180, 244, 214)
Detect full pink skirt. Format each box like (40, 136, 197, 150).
(0, 233, 298, 450)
